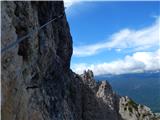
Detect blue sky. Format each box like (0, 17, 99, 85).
(64, 1, 160, 75)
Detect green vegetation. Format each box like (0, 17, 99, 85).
(128, 107, 133, 113)
(128, 99, 138, 110)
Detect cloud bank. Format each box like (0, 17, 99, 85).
(73, 17, 160, 57)
(72, 49, 160, 75)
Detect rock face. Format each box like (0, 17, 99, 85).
(119, 96, 158, 120)
(1, 1, 159, 120)
(2, 1, 73, 120)
(80, 70, 122, 120)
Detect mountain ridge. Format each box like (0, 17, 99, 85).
(95, 72, 160, 113)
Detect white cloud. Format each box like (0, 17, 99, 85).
(64, 0, 80, 8)
(73, 17, 160, 57)
(72, 49, 160, 75)
(116, 48, 121, 52)
(73, 42, 107, 56)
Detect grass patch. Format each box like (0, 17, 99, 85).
(128, 99, 138, 110)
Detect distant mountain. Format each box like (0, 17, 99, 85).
(95, 71, 160, 113)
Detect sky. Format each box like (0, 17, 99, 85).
(64, 1, 160, 76)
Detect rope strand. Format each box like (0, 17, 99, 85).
(1, 12, 65, 53)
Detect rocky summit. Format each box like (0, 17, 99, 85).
(1, 1, 159, 120)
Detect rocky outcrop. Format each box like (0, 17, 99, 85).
(80, 70, 159, 120)
(1, 1, 159, 120)
(79, 70, 122, 120)
(119, 96, 159, 120)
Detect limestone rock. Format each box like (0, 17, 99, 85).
(119, 96, 158, 120)
(80, 70, 122, 120)
(2, 1, 73, 120)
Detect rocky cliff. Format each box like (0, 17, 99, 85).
(1, 1, 159, 120)
(2, 1, 73, 120)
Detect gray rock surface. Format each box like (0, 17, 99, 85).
(1, 1, 159, 120)
(2, 1, 73, 120)
(119, 96, 158, 120)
